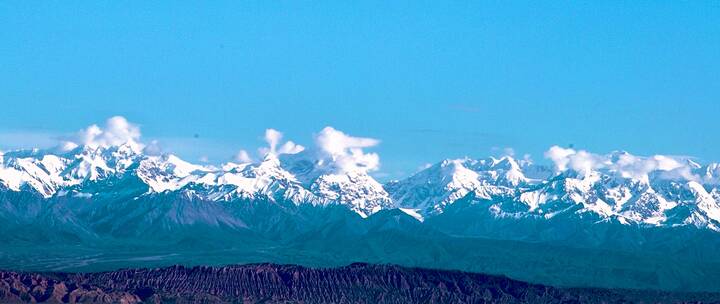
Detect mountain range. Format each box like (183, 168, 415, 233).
(2, 140, 720, 292)
(4, 141, 720, 227)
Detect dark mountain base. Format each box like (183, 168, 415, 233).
(1, 263, 718, 304)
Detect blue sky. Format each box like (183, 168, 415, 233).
(1, 2, 719, 180)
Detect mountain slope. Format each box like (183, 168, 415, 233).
(386, 154, 720, 231)
(0, 145, 392, 217)
(4, 145, 720, 292)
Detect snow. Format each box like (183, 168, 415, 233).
(520, 191, 546, 211)
(0, 166, 27, 191)
(70, 116, 145, 153)
(72, 192, 93, 198)
(399, 208, 424, 222)
(388, 156, 542, 216)
(3, 140, 720, 231)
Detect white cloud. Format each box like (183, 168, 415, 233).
(264, 129, 283, 154)
(492, 146, 516, 157)
(544, 145, 698, 182)
(314, 126, 380, 173)
(235, 150, 253, 163)
(257, 128, 305, 156)
(144, 140, 163, 156)
(503, 147, 515, 157)
(544, 146, 577, 172)
(522, 153, 532, 162)
(235, 127, 380, 174)
(277, 141, 305, 154)
(613, 153, 695, 181)
(63, 116, 143, 151)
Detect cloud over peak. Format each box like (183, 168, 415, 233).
(258, 128, 305, 157)
(315, 126, 381, 173)
(63, 116, 144, 152)
(235, 150, 253, 163)
(544, 145, 696, 182)
(18, 115, 713, 184)
(235, 126, 382, 174)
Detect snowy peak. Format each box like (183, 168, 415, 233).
(0, 143, 144, 197)
(385, 154, 720, 231)
(278, 151, 392, 216)
(513, 168, 720, 230)
(698, 162, 720, 183)
(309, 171, 392, 217)
(109, 149, 392, 216)
(194, 154, 313, 203)
(0, 122, 393, 217)
(386, 156, 547, 216)
(0, 154, 68, 196)
(385, 160, 476, 215)
(137, 154, 210, 192)
(4, 144, 720, 230)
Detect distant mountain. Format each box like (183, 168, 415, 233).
(3, 142, 720, 292)
(0, 144, 393, 217)
(385, 156, 552, 216)
(387, 154, 720, 231)
(4, 143, 720, 229)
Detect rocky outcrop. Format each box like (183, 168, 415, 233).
(0, 272, 139, 303)
(1, 263, 718, 303)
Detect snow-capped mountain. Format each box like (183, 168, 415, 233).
(384, 154, 720, 232)
(4, 141, 720, 231)
(0, 142, 143, 197)
(0, 143, 392, 217)
(5, 142, 720, 292)
(385, 156, 552, 216)
(523, 164, 720, 230)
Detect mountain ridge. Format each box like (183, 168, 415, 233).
(3, 143, 720, 229)
(4, 142, 720, 292)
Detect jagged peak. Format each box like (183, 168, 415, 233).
(489, 155, 521, 168)
(60, 139, 144, 158)
(4, 145, 720, 227)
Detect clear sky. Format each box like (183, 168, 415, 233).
(1, 2, 718, 180)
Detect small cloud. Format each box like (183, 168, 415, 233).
(62, 116, 144, 151)
(523, 153, 532, 162)
(144, 140, 163, 156)
(277, 141, 305, 154)
(503, 147, 515, 157)
(199, 156, 209, 163)
(491, 146, 516, 157)
(235, 150, 253, 163)
(544, 145, 697, 182)
(239, 127, 381, 174)
(544, 146, 578, 172)
(315, 126, 381, 173)
(258, 128, 305, 156)
(264, 129, 283, 154)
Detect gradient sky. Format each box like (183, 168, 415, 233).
(1, 2, 719, 180)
